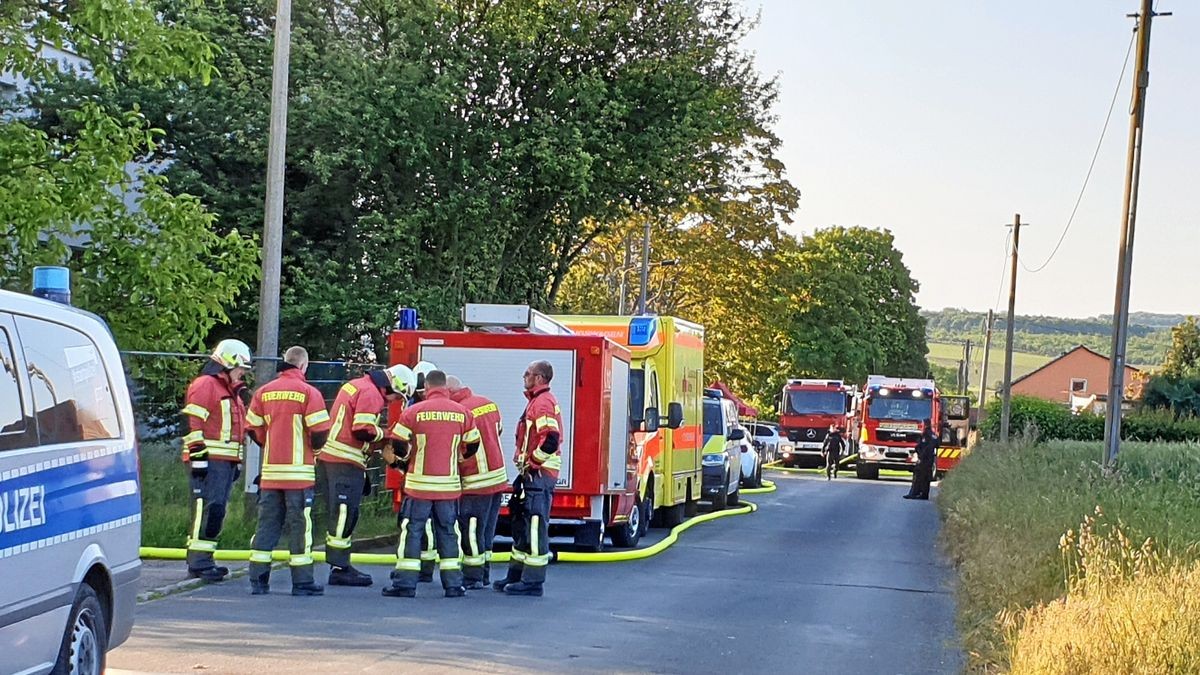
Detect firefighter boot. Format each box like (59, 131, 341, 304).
(444, 586, 466, 598)
(418, 560, 435, 583)
(504, 581, 544, 597)
(291, 582, 325, 597)
(382, 585, 417, 598)
(328, 565, 374, 587)
(493, 568, 522, 592)
(190, 566, 230, 582)
(250, 571, 270, 596)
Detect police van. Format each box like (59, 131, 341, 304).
(0, 269, 140, 675)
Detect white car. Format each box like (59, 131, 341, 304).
(745, 421, 781, 464)
(738, 423, 763, 488)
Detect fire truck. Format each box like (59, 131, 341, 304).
(386, 304, 649, 550)
(854, 375, 941, 480)
(936, 394, 971, 477)
(776, 379, 854, 468)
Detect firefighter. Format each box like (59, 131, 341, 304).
(244, 346, 332, 596)
(317, 364, 417, 587)
(495, 359, 562, 597)
(180, 338, 252, 582)
(381, 369, 481, 598)
(411, 360, 439, 403)
(408, 359, 441, 582)
(821, 424, 846, 481)
(904, 420, 940, 500)
(447, 375, 508, 590)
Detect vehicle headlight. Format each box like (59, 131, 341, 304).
(780, 444, 794, 453)
(702, 453, 725, 467)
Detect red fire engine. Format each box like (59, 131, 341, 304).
(854, 375, 941, 480)
(385, 304, 648, 550)
(776, 379, 854, 468)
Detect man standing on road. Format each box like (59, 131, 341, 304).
(245, 346, 332, 596)
(447, 375, 508, 590)
(495, 360, 562, 597)
(317, 364, 417, 587)
(903, 420, 940, 500)
(382, 370, 481, 598)
(821, 424, 845, 481)
(180, 339, 252, 582)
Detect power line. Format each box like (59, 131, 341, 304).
(993, 229, 1012, 312)
(1020, 30, 1137, 274)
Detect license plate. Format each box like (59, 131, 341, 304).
(500, 493, 512, 507)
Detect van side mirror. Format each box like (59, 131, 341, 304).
(729, 428, 745, 441)
(642, 407, 660, 433)
(667, 402, 684, 429)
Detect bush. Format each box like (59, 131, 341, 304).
(979, 395, 1200, 442)
(938, 440, 1200, 672)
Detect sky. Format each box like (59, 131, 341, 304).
(740, 0, 1198, 318)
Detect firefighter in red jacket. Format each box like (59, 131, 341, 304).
(244, 346, 332, 596)
(180, 338, 252, 582)
(317, 364, 417, 587)
(447, 375, 509, 590)
(495, 359, 563, 597)
(382, 369, 481, 598)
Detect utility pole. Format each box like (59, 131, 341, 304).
(978, 310, 994, 406)
(1000, 214, 1026, 443)
(961, 340, 972, 395)
(636, 217, 652, 315)
(617, 233, 631, 315)
(1105, 0, 1168, 467)
(255, 0, 293, 386)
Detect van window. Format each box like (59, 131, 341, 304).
(0, 323, 37, 450)
(702, 399, 723, 436)
(629, 368, 645, 420)
(15, 316, 121, 443)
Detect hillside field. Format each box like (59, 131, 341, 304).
(927, 341, 1050, 396)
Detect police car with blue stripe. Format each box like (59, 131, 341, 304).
(0, 268, 140, 675)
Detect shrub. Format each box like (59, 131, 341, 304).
(979, 396, 1200, 442)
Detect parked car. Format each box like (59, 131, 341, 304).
(1, 281, 141, 675)
(745, 421, 781, 464)
(701, 391, 742, 509)
(737, 423, 763, 488)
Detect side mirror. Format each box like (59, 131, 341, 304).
(642, 407, 660, 433)
(729, 428, 746, 441)
(667, 402, 684, 429)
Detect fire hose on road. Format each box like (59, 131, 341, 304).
(138, 480, 778, 565)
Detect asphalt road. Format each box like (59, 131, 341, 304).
(109, 472, 961, 674)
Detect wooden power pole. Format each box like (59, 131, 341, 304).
(255, 0, 293, 386)
(1000, 215, 1026, 443)
(978, 310, 994, 406)
(1105, 0, 1168, 466)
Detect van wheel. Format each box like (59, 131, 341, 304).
(53, 582, 107, 675)
(610, 499, 643, 548)
(856, 464, 879, 480)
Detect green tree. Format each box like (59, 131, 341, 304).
(1161, 317, 1200, 379)
(781, 227, 928, 383)
(1, 0, 258, 352)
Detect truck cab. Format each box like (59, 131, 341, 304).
(777, 379, 853, 468)
(855, 375, 940, 480)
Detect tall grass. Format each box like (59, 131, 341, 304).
(1008, 509, 1200, 674)
(938, 440, 1200, 672)
(139, 441, 399, 549)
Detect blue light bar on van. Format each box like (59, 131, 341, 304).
(32, 266, 71, 306)
(628, 316, 657, 346)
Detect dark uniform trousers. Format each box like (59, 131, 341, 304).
(506, 471, 554, 584)
(186, 460, 238, 572)
(459, 492, 504, 584)
(391, 498, 463, 590)
(317, 462, 365, 569)
(825, 446, 842, 478)
(249, 489, 316, 587)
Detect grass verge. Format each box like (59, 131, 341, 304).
(938, 440, 1200, 673)
(139, 441, 399, 550)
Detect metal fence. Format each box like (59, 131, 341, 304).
(120, 350, 396, 512)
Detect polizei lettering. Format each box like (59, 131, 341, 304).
(0, 485, 47, 534)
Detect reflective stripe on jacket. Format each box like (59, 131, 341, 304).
(246, 368, 332, 490)
(451, 387, 509, 495)
(181, 373, 247, 462)
(514, 386, 563, 481)
(321, 375, 386, 469)
(389, 388, 480, 501)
